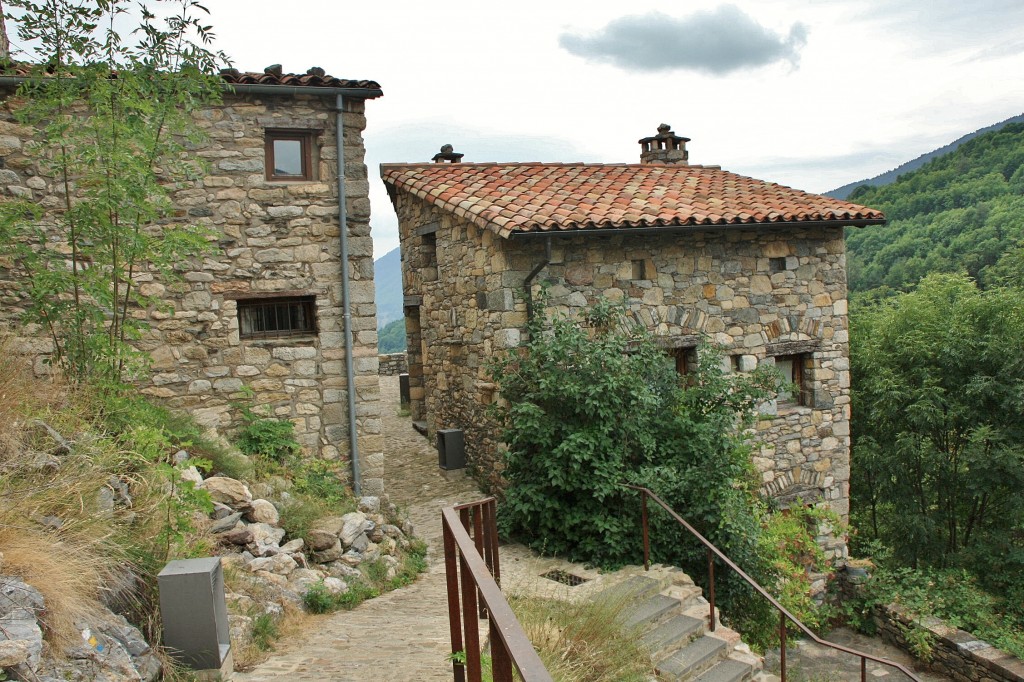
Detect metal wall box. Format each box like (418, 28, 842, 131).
(437, 428, 465, 470)
(157, 557, 232, 678)
(399, 372, 411, 406)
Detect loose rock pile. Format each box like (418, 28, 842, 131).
(186, 471, 416, 654)
(1, 453, 417, 680)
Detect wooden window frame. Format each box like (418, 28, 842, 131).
(238, 295, 317, 340)
(775, 353, 810, 407)
(265, 130, 316, 181)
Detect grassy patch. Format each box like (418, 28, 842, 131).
(509, 591, 653, 682)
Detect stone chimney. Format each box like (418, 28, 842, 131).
(432, 144, 464, 163)
(639, 124, 689, 165)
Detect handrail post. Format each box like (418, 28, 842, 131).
(707, 547, 716, 632)
(641, 491, 650, 571)
(443, 522, 466, 682)
(459, 551, 483, 681)
(780, 611, 787, 682)
(861, 657, 867, 682)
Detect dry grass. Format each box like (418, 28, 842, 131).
(0, 352, 135, 651)
(509, 591, 653, 682)
(0, 527, 125, 652)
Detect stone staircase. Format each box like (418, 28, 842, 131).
(598, 568, 764, 682)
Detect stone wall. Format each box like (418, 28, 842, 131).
(874, 603, 1024, 682)
(0, 87, 383, 494)
(378, 353, 408, 376)
(397, 191, 851, 556)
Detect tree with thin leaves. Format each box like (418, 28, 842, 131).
(0, 0, 228, 385)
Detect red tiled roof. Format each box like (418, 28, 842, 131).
(0, 63, 381, 93)
(219, 67, 380, 91)
(381, 163, 885, 239)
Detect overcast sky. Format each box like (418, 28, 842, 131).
(199, 1, 1022, 256)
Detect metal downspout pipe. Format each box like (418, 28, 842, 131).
(336, 94, 362, 495)
(524, 236, 552, 322)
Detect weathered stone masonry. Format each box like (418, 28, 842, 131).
(397, 194, 850, 535)
(0, 77, 384, 494)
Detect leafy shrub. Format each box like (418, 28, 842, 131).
(302, 579, 380, 614)
(847, 565, 1024, 659)
(250, 612, 279, 651)
(236, 417, 300, 463)
(490, 298, 836, 649)
(301, 580, 336, 614)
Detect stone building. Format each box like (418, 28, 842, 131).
(381, 126, 885, 549)
(0, 66, 385, 495)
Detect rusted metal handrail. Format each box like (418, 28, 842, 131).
(442, 498, 553, 682)
(623, 484, 922, 682)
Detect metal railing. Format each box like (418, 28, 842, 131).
(623, 484, 922, 682)
(442, 498, 553, 682)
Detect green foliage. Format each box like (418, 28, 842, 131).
(378, 317, 408, 353)
(1, 0, 227, 385)
(447, 650, 494, 681)
(250, 612, 279, 652)
(850, 274, 1024, 588)
(302, 579, 380, 614)
(490, 299, 830, 649)
(846, 565, 1024, 659)
(301, 580, 337, 614)
(236, 415, 301, 464)
(846, 123, 1024, 294)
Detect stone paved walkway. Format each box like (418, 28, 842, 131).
(235, 376, 482, 681)
(765, 627, 950, 682)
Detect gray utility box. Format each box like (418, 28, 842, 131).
(157, 557, 232, 678)
(437, 428, 465, 470)
(399, 372, 411, 406)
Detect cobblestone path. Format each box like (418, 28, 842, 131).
(234, 375, 484, 681)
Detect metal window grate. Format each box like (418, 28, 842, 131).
(238, 296, 316, 339)
(540, 569, 589, 587)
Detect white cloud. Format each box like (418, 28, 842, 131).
(559, 6, 807, 75)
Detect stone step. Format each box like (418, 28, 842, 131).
(623, 593, 681, 630)
(656, 635, 728, 681)
(693, 658, 753, 682)
(599, 574, 666, 604)
(641, 614, 704, 660)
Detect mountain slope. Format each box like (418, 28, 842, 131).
(828, 113, 1024, 199)
(374, 247, 403, 328)
(845, 122, 1024, 293)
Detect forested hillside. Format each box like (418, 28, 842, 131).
(828, 113, 1024, 200)
(374, 247, 404, 328)
(846, 122, 1024, 293)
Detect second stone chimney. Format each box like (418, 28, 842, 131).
(639, 124, 689, 165)
(432, 144, 464, 163)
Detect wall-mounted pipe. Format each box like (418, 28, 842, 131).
(335, 94, 362, 496)
(523, 236, 552, 322)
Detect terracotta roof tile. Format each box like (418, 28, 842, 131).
(381, 163, 885, 239)
(0, 63, 381, 93)
(219, 67, 380, 91)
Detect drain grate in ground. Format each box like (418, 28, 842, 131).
(540, 569, 590, 587)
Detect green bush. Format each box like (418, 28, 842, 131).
(847, 565, 1024, 659)
(489, 298, 831, 649)
(302, 579, 380, 614)
(236, 417, 300, 463)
